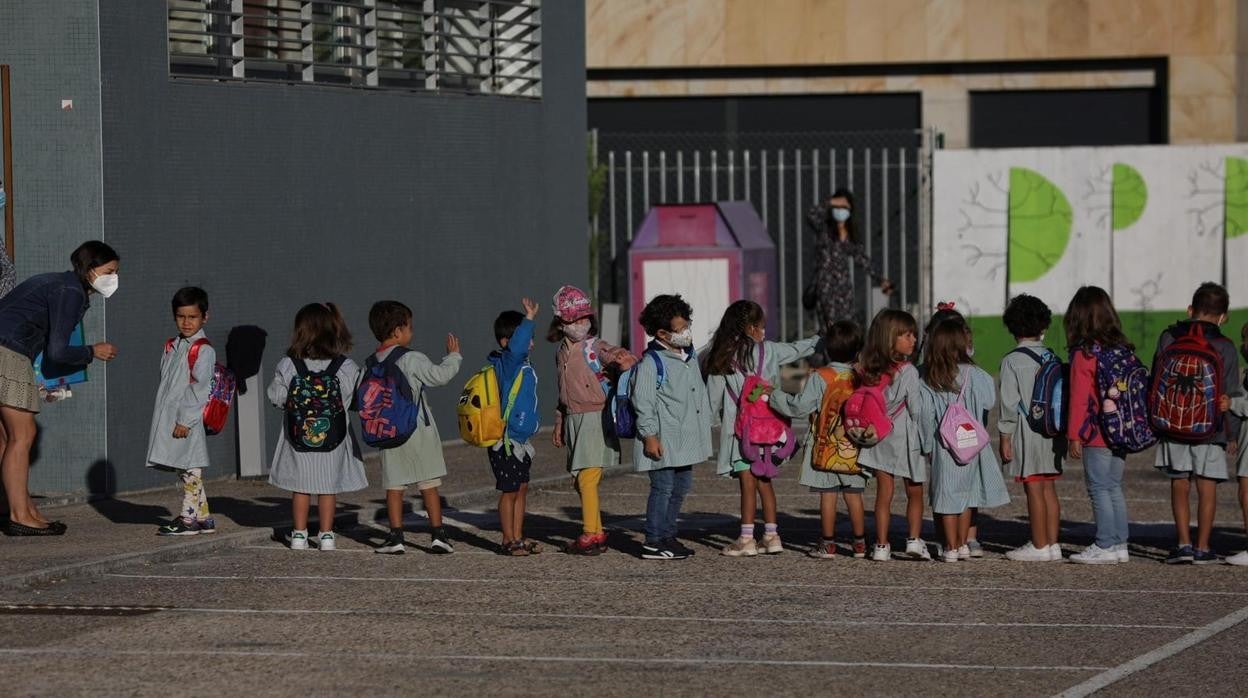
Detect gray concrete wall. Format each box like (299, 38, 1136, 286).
(4, 2, 587, 496)
(0, 0, 109, 497)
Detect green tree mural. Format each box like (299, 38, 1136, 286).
(1111, 163, 1147, 230)
(1008, 167, 1072, 283)
(1225, 156, 1248, 239)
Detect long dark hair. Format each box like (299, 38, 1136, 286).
(1065, 286, 1132, 353)
(923, 318, 973, 392)
(706, 300, 764, 375)
(858, 309, 917, 386)
(826, 188, 858, 244)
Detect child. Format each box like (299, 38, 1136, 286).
(856, 309, 927, 561)
(147, 287, 217, 536)
(1154, 282, 1242, 564)
(550, 285, 636, 555)
(268, 302, 367, 550)
(367, 300, 462, 555)
(1223, 323, 1248, 566)
(706, 300, 819, 556)
(489, 298, 541, 556)
(1065, 286, 1132, 565)
(773, 320, 869, 559)
(998, 294, 1064, 562)
(918, 318, 1009, 562)
(632, 294, 712, 560)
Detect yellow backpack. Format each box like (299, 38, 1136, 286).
(810, 367, 861, 474)
(457, 365, 522, 447)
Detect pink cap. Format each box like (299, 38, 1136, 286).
(553, 285, 594, 323)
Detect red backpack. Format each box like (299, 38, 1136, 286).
(1148, 324, 1223, 443)
(165, 338, 236, 436)
(842, 364, 908, 447)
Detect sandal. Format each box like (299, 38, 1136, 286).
(522, 538, 543, 554)
(503, 540, 529, 556)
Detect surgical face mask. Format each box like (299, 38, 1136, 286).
(831, 207, 851, 223)
(563, 319, 591, 342)
(91, 272, 119, 298)
(665, 327, 694, 348)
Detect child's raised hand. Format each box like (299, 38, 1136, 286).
(522, 297, 539, 320)
(446, 333, 460, 355)
(1219, 394, 1231, 412)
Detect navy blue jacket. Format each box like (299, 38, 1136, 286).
(0, 271, 94, 367)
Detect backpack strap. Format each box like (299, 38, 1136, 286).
(1009, 346, 1046, 365)
(582, 339, 613, 398)
(290, 357, 310, 377)
(499, 365, 527, 455)
(185, 338, 212, 384)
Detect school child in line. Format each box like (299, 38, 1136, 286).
(488, 298, 542, 556)
(706, 300, 819, 557)
(367, 300, 462, 555)
(147, 287, 217, 536)
(918, 318, 1009, 562)
(632, 294, 712, 560)
(1220, 322, 1248, 566)
(549, 285, 636, 555)
(998, 294, 1064, 562)
(1153, 283, 1242, 564)
(1065, 286, 1133, 565)
(268, 303, 367, 551)
(920, 302, 984, 557)
(772, 320, 869, 559)
(856, 309, 928, 562)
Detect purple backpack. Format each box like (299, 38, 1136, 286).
(1080, 344, 1157, 453)
(937, 378, 989, 464)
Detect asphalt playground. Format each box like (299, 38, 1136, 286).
(2, 438, 1248, 697)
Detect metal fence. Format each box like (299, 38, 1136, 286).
(591, 129, 936, 341)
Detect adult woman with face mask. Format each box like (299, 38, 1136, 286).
(803, 189, 893, 328)
(0, 240, 120, 535)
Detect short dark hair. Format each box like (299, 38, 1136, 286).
(70, 240, 120, 286)
(495, 310, 524, 342)
(368, 300, 412, 342)
(171, 286, 208, 315)
(822, 320, 863, 363)
(639, 294, 693, 336)
(1191, 282, 1229, 317)
(1002, 294, 1052, 339)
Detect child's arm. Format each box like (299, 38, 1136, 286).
(997, 357, 1021, 437)
(706, 373, 726, 424)
(593, 338, 638, 370)
(1066, 350, 1095, 452)
(500, 317, 535, 375)
(266, 357, 293, 407)
(630, 355, 663, 458)
(764, 336, 820, 367)
(915, 383, 937, 456)
(769, 371, 825, 419)
(406, 336, 463, 388)
(896, 364, 923, 424)
(337, 359, 361, 409)
(175, 343, 215, 429)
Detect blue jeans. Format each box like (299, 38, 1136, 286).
(1083, 447, 1129, 548)
(645, 466, 693, 544)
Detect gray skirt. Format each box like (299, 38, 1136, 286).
(564, 410, 620, 473)
(0, 345, 40, 412)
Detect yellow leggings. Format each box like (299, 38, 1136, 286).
(575, 467, 603, 534)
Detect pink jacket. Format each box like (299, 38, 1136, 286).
(1067, 349, 1107, 448)
(554, 337, 633, 425)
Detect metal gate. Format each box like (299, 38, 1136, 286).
(591, 129, 937, 340)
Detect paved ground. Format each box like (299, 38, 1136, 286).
(2, 433, 1248, 696)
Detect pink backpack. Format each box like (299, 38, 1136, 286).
(938, 378, 989, 464)
(843, 365, 907, 447)
(727, 343, 795, 478)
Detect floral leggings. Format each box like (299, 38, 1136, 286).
(180, 468, 210, 521)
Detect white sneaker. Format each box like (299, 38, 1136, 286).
(940, 549, 959, 563)
(871, 543, 892, 561)
(286, 529, 309, 550)
(904, 538, 932, 561)
(966, 539, 984, 558)
(1225, 550, 1248, 566)
(956, 544, 972, 560)
(1047, 544, 1064, 562)
(1070, 544, 1119, 565)
(760, 532, 784, 554)
(315, 532, 336, 551)
(1005, 542, 1051, 562)
(721, 536, 758, 557)
(1114, 543, 1129, 562)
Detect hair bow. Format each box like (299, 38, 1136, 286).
(936, 301, 956, 311)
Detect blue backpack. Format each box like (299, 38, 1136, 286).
(1080, 344, 1157, 453)
(1010, 346, 1066, 438)
(607, 350, 665, 440)
(356, 347, 427, 449)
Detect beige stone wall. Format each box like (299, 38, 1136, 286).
(586, 0, 1246, 145)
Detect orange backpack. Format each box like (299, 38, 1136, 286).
(810, 367, 861, 474)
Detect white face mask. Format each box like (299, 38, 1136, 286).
(966, 345, 975, 358)
(665, 327, 694, 348)
(91, 272, 119, 298)
(563, 319, 591, 342)
(831, 207, 851, 223)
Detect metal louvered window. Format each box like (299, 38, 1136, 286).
(167, 0, 541, 98)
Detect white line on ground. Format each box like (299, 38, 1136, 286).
(1055, 602, 1248, 697)
(0, 646, 1110, 672)
(238, 545, 499, 555)
(102, 574, 1248, 596)
(0, 603, 1190, 630)
(534, 491, 1189, 505)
